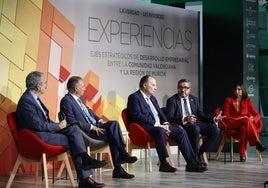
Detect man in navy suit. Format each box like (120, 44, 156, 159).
(166, 78, 223, 165)
(127, 75, 207, 173)
(16, 71, 106, 188)
(60, 76, 137, 179)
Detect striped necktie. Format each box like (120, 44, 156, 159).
(146, 97, 160, 124)
(183, 98, 191, 116)
(77, 98, 96, 125)
(37, 98, 48, 121)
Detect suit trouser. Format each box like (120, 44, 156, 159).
(223, 117, 260, 156)
(182, 122, 220, 156)
(38, 125, 91, 180)
(87, 121, 126, 168)
(148, 126, 196, 164)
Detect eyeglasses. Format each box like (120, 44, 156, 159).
(178, 86, 190, 89)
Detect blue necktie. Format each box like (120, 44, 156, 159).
(77, 98, 96, 125)
(183, 98, 191, 116)
(146, 97, 160, 124)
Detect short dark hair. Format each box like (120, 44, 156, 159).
(26, 71, 44, 90)
(177, 78, 191, 86)
(139, 75, 152, 89)
(67, 76, 83, 93)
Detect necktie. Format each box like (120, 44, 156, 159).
(146, 97, 160, 124)
(183, 98, 191, 116)
(37, 98, 48, 121)
(77, 98, 96, 125)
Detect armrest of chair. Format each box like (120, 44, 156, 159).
(18, 129, 66, 158)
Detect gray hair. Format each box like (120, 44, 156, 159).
(26, 71, 44, 90)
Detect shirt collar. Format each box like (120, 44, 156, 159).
(140, 90, 149, 100)
(179, 95, 189, 101)
(29, 90, 38, 100)
(70, 93, 80, 101)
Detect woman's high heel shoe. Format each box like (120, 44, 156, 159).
(256, 142, 267, 152)
(240, 156, 246, 162)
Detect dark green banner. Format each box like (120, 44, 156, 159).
(243, 0, 259, 110)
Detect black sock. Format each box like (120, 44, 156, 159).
(80, 152, 91, 162)
(114, 165, 122, 170)
(160, 159, 168, 165)
(119, 148, 126, 154)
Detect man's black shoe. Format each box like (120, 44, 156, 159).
(118, 152, 137, 164)
(112, 167, 135, 179)
(256, 142, 267, 152)
(79, 177, 105, 188)
(82, 157, 107, 170)
(197, 155, 207, 167)
(186, 158, 207, 172)
(159, 162, 177, 173)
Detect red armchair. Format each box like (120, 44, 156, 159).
(121, 108, 174, 171)
(6, 112, 76, 188)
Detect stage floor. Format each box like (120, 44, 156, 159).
(1, 151, 268, 188)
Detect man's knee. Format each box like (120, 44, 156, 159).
(212, 125, 220, 135)
(69, 124, 81, 134)
(152, 127, 166, 138)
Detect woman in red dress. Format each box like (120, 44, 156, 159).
(221, 83, 267, 162)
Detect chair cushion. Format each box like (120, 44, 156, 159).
(18, 129, 67, 159)
(80, 130, 108, 150)
(129, 123, 155, 147)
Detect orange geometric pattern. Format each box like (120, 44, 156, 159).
(0, 0, 75, 175)
(0, 0, 126, 175)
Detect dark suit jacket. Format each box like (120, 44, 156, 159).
(166, 94, 214, 125)
(16, 90, 61, 134)
(17, 90, 92, 180)
(127, 90, 168, 132)
(60, 93, 100, 135)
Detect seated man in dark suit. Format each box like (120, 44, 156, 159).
(126, 75, 207, 173)
(16, 71, 106, 188)
(60, 76, 137, 179)
(166, 78, 224, 165)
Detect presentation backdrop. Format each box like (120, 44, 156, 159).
(50, 0, 199, 106)
(0, 0, 199, 174)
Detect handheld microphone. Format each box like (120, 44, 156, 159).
(54, 112, 80, 133)
(58, 112, 66, 121)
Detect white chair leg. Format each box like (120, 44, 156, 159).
(42, 153, 49, 188)
(166, 142, 174, 167)
(35, 162, 39, 184)
(6, 155, 22, 188)
(62, 153, 76, 187)
(177, 147, 181, 167)
(56, 162, 65, 179)
(145, 142, 152, 172)
(257, 150, 263, 161)
(215, 137, 225, 160)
